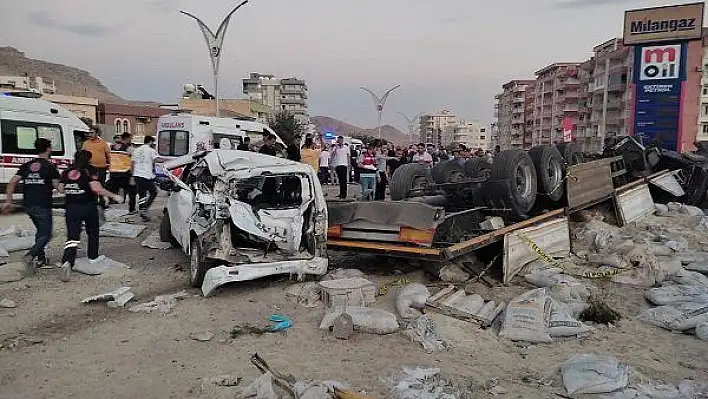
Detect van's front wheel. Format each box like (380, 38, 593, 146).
(189, 239, 210, 288)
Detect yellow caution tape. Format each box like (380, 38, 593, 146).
(515, 232, 630, 280)
(378, 277, 414, 296)
(548, 171, 578, 196)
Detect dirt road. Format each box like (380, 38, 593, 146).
(0, 200, 706, 398)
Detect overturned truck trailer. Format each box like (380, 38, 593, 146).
(160, 151, 328, 296)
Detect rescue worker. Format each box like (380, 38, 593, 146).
(2, 138, 60, 274)
(108, 132, 136, 213)
(82, 126, 111, 209)
(132, 136, 160, 222)
(58, 150, 122, 282)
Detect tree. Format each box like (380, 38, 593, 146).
(268, 111, 302, 146)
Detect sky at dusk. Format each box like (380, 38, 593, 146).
(1, 0, 704, 132)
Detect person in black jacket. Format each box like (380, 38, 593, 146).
(58, 150, 122, 282)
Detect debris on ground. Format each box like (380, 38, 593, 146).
(231, 314, 293, 337)
(599, 377, 708, 398)
(0, 262, 25, 283)
(199, 373, 242, 398)
(99, 222, 147, 238)
(499, 288, 553, 343)
(0, 298, 17, 308)
(319, 277, 376, 308)
(189, 331, 214, 342)
(438, 263, 470, 283)
(80, 287, 134, 308)
(129, 291, 191, 314)
(72, 256, 131, 276)
(561, 354, 630, 395)
(425, 285, 504, 328)
(0, 226, 35, 254)
(104, 209, 130, 222)
(387, 367, 475, 399)
(402, 315, 447, 353)
(284, 282, 323, 308)
(141, 230, 172, 250)
(579, 298, 622, 325)
(333, 312, 354, 340)
(322, 268, 366, 281)
(320, 306, 399, 335)
(395, 283, 430, 320)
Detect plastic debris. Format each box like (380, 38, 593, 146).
(269, 314, 292, 332)
(129, 291, 191, 314)
(403, 315, 447, 353)
(388, 367, 471, 399)
(72, 256, 130, 276)
(81, 287, 134, 308)
(561, 354, 630, 395)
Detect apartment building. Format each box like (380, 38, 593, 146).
(242, 73, 309, 125)
(493, 80, 534, 150)
(454, 121, 490, 151)
(532, 63, 581, 146)
(577, 38, 632, 153)
(697, 35, 708, 144)
(419, 110, 457, 147)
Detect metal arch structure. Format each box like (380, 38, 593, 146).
(180, 0, 249, 117)
(360, 85, 401, 140)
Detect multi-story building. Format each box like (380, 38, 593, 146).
(0, 76, 56, 94)
(454, 121, 490, 151)
(532, 63, 582, 146)
(577, 38, 632, 153)
(523, 82, 536, 149)
(697, 34, 708, 145)
(419, 110, 457, 147)
(494, 80, 534, 150)
(242, 73, 309, 125)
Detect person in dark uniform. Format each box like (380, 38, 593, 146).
(258, 134, 278, 156)
(58, 150, 121, 282)
(2, 138, 60, 274)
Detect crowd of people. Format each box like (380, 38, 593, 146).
(2, 127, 162, 281)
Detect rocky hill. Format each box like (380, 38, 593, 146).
(0, 46, 123, 102)
(311, 116, 410, 144)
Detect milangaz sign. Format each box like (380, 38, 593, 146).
(623, 2, 704, 45)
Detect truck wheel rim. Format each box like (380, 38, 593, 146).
(190, 246, 198, 280)
(548, 159, 562, 191)
(516, 165, 532, 198)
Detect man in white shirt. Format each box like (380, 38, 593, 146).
(412, 143, 433, 165)
(330, 136, 350, 199)
(132, 136, 159, 221)
(319, 146, 331, 184)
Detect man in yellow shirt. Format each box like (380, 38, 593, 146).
(108, 133, 136, 213)
(82, 126, 111, 208)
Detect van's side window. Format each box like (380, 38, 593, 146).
(157, 130, 189, 156)
(0, 120, 64, 155)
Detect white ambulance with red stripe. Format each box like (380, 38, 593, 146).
(0, 93, 91, 204)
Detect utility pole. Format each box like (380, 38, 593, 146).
(181, 1, 249, 117)
(398, 112, 423, 141)
(361, 85, 400, 140)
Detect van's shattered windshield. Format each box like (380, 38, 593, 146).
(228, 174, 309, 209)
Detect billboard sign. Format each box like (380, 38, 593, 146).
(632, 42, 687, 151)
(623, 2, 704, 45)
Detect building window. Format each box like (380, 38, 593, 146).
(136, 122, 145, 135)
(704, 106, 708, 116)
(704, 85, 708, 96)
(703, 124, 708, 134)
(115, 119, 122, 134)
(123, 120, 130, 134)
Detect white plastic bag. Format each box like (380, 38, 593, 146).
(499, 288, 552, 343)
(320, 306, 399, 334)
(561, 354, 630, 395)
(396, 283, 431, 320)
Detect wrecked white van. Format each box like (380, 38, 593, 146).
(159, 150, 328, 296)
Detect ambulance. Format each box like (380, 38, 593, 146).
(0, 93, 91, 203)
(155, 110, 284, 159)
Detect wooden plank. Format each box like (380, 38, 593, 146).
(566, 159, 615, 211)
(502, 217, 570, 284)
(327, 239, 442, 256)
(425, 287, 503, 327)
(442, 208, 566, 260)
(426, 285, 457, 304)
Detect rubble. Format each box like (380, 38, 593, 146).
(140, 230, 172, 250)
(438, 263, 470, 283)
(81, 287, 134, 308)
(388, 367, 474, 399)
(425, 286, 504, 327)
(129, 291, 191, 314)
(189, 331, 214, 342)
(72, 256, 131, 276)
(395, 283, 430, 320)
(319, 277, 376, 308)
(402, 315, 447, 353)
(0, 298, 17, 308)
(284, 282, 323, 308)
(320, 306, 399, 335)
(0, 226, 35, 254)
(99, 222, 147, 238)
(561, 354, 630, 395)
(0, 262, 24, 283)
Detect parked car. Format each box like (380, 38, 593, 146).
(159, 150, 328, 296)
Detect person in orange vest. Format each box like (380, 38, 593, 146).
(82, 126, 111, 209)
(107, 132, 136, 213)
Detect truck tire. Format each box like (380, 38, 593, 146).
(484, 150, 537, 218)
(189, 239, 210, 288)
(431, 159, 466, 184)
(390, 163, 432, 200)
(529, 145, 565, 202)
(556, 142, 583, 166)
(464, 157, 492, 178)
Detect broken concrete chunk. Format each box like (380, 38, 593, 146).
(686, 261, 708, 274)
(72, 256, 130, 276)
(284, 282, 322, 308)
(680, 205, 705, 217)
(99, 222, 147, 238)
(480, 216, 504, 230)
(129, 291, 191, 315)
(104, 209, 130, 222)
(667, 202, 683, 213)
(81, 287, 134, 308)
(403, 315, 447, 353)
(189, 331, 214, 342)
(654, 203, 670, 216)
(320, 306, 399, 334)
(0, 235, 35, 253)
(141, 230, 173, 250)
(333, 312, 354, 340)
(438, 263, 470, 283)
(0, 298, 17, 308)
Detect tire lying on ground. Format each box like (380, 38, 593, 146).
(464, 157, 492, 179)
(390, 163, 433, 201)
(556, 142, 584, 166)
(431, 159, 466, 184)
(529, 145, 565, 202)
(480, 150, 537, 218)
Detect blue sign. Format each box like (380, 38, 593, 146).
(323, 131, 335, 139)
(632, 41, 687, 151)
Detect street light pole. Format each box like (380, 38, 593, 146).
(181, 1, 249, 117)
(361, 85, 400, 140)
(398, 112, 423, 140)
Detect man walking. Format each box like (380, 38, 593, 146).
(82, 126, 111, 208)
(132, 136, 159, 222)
(2, 138, 60, 274)
(108, 132, 136, 213)
(331, 136, 350, 199)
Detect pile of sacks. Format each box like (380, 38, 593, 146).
(499, 262, 593, 343)
(639, 269, 708, 341)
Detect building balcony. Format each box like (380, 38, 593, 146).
(606, 98, 622, 109)
(513, 96, 524, 103)
(564, 105, 579, 112)
(281, 97, 306, 105)
(607, 83, 626, 92)
(494, 94, 502, 100)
